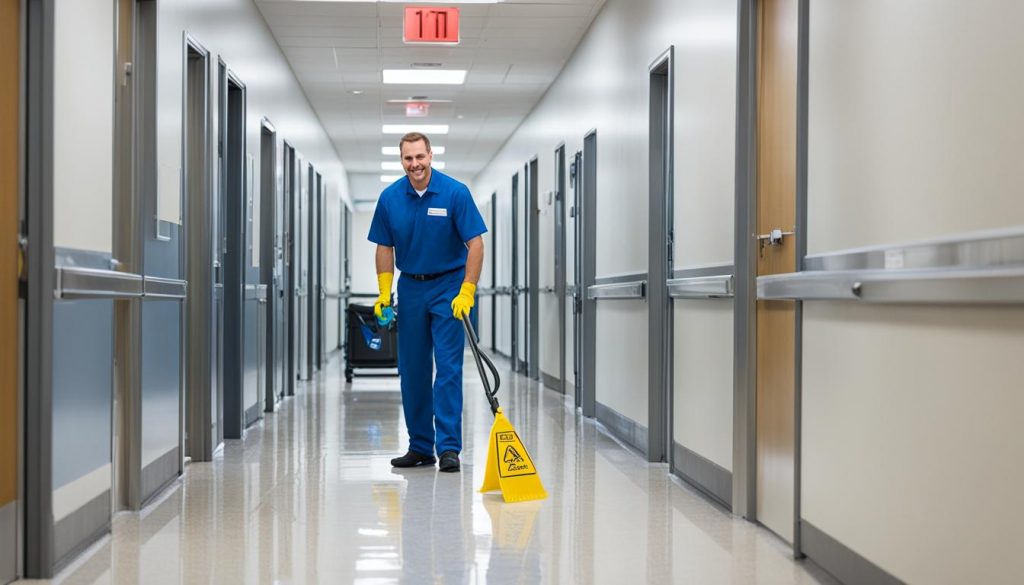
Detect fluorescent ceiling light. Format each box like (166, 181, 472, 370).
(380, 175, 403, 183)
(383, 70, 466, 85)
(383, 124, 449, 134)
(382, 146, 445, 155)
(320, 1, 501, 3)
(387, 99, 453, 104)
(381, 161, 446, 171)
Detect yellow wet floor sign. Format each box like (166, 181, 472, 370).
(480, 408, 547, 502)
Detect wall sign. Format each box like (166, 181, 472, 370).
(404, 6, 460, 44)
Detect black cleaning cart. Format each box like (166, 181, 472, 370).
(345, 303, 399, 382)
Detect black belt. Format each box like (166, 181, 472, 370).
(403, 267, 462, 282)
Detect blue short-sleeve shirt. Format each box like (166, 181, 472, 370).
(367, 170, 488, 275)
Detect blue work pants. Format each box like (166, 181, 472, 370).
(397, 270, 466, 456)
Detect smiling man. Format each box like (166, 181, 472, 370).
(368, 132, 487, 473)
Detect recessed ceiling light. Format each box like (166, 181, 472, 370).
(387, 98, 453, 104)
(383, 70, 466, 85)
(380, 175, 403, 183)
(349, 89, 364, 95)
(382, 124, 449, 134)
(382, 146, 445, 155)
(382, 161, 446, 170)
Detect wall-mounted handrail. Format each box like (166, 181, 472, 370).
(143, 276, 187, 300)
(587, 280, 646, 300)
(759, 266, 1024, 304)
(667, 274, 734, 299)
(758, 229, 1024, 304)
(55, 266, 143, 300)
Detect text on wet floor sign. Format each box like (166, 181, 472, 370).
(496, 430, 537, 478)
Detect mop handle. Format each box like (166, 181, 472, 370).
(461, 318, 502, 415)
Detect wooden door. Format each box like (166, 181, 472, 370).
(0, 0, 20, 565)
(756, 0, 799, 542)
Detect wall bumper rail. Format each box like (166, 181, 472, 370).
(586, 280, 646, 300)
(55, 266, 143, 300)
(759, 228, 1024, 304)
(668, 274, 734, 299)
(758, 266, 1024, 304)
(143, 276, 187, 301)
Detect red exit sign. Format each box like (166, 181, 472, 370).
(404, 6, 460, 44)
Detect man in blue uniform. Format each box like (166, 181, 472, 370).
(368, 132, 487, 473)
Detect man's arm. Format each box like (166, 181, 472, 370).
(376, 245, 395, 275)
(463, 236, 483, 285)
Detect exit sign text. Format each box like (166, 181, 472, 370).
(404, 6, 460, 44)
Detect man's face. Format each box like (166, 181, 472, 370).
(400, 139, 432, 184)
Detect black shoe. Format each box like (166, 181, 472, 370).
(391, 451, 436, 468)
(438, 451, 460, 473)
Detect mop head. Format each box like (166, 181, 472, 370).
(479, 408, 548, 503)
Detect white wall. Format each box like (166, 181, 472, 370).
(802, 1, 1024, 582)
(157, 0, 349, 233)
(472, 0, 738, 440)
(350, 210, 377, 296)
(53, 0, 114, 253)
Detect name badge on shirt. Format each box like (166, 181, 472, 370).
(427, 207, 448, 217)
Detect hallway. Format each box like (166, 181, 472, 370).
(32, 355, 835, 585)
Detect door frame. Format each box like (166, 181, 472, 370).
(579, 131, 597, 418)
(259, 118, 277, 413)
(526, 156, 540, 381)
(183, 34, 215, 462)
(510, 172, 519, 372)
(25, 1, 57, 575)
(648, 47, 674, 464)
(489, 192, 497, 350)
(733, 0, 810, 554)
(553, 144, 567, 395)
(282, 142, 296, 395)
(220, 64, 247, 440)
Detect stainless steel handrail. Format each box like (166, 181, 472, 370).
(758, 228, 1024, 304)
(667, 274, 734, 299)
(143, 276, 187, 300)
(55, 266, 143, 300)
(758, 266, 1024, 304)
(586, 280, 646, 300)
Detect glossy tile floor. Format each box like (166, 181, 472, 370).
(28, 352, 838, 585)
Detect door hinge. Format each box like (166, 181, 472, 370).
(17, 235, 27, 281)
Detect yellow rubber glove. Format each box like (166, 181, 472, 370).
(451, 282, 476, 320)
(374, 272, 393, 319)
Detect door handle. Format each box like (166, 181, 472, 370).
(756, 228, 795, 257)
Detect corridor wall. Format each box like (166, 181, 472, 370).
(35, 0, 350, 575)
(800, 1, 1024, 582)
(473, 0, 738, 463)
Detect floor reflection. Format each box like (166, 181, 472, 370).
(33, 354, 836, 585)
